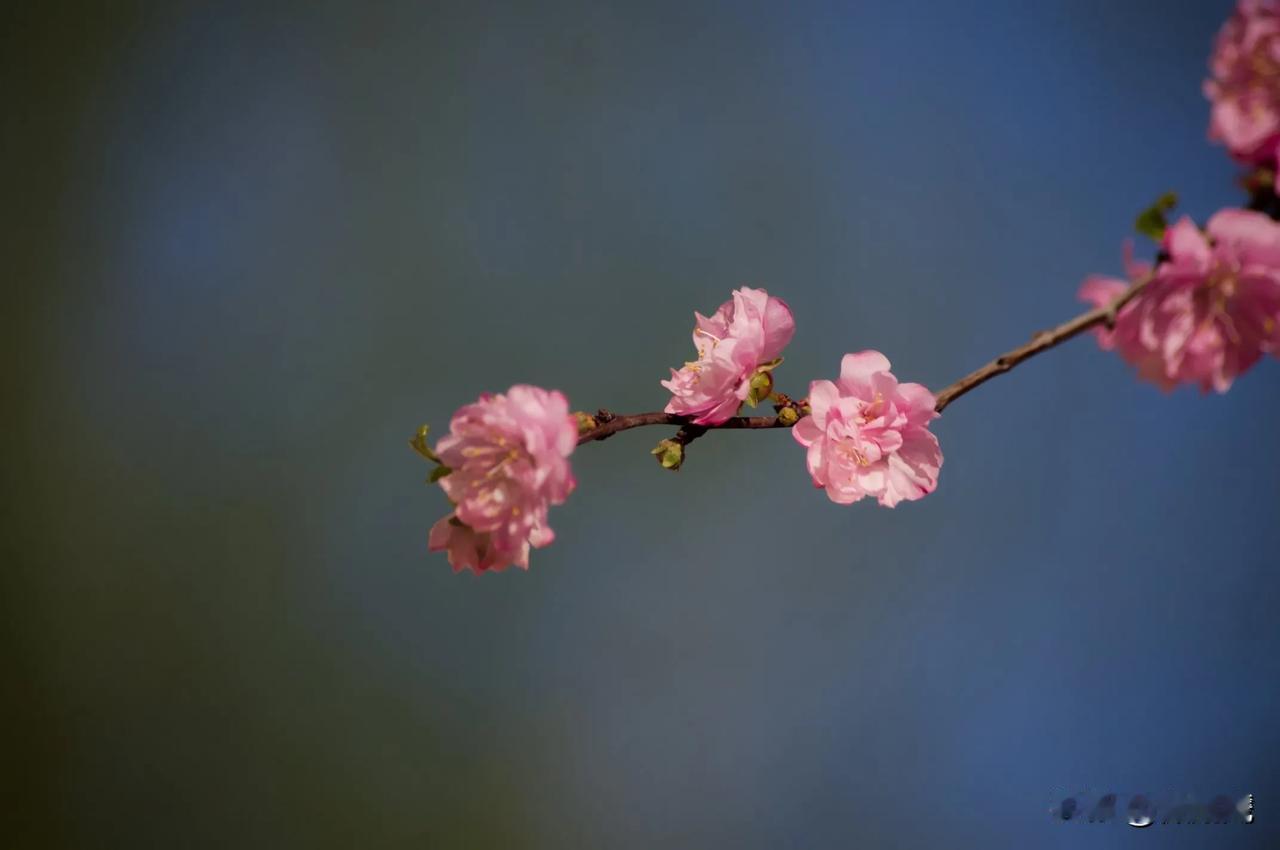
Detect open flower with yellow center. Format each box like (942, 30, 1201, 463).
(792, 351, 942, 508)
(428, 385, 577, 573)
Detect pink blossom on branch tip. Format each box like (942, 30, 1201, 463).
(1079, 210, 1280, 393)
(792, 351, 943, 508)
(661, 287, 795, 425)
(428, 384, 576, 573)
(1206, 0, 1280, 180)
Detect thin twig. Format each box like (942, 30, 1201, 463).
(931, 273, 1153, 412)
(577, 411, 785, 445)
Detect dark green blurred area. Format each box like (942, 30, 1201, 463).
(6, 2, 1278, 848)
(5, 6, 545, 845)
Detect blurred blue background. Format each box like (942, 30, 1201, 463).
(6, 1, 1278, 847)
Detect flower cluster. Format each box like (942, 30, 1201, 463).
(415, 2, 1280, 575)
(1075, 0, 1280, 393)
(418, 289, 943, 573)
(1080, 211, 1280, 392)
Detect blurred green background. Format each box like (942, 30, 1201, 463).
(6, 1, 1278, 847)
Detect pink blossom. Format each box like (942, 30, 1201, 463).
(429, 384, 576, 573)
(792, 351, 942, 508)
(1079, 211, 1280, 392)
(1206, 0, 1280, 179)
(662, 287, 795, 425)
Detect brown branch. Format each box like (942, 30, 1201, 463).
(931, 273, 1153, 412)
(575, 275, 1154, 445)
(577, 410, 786, 445)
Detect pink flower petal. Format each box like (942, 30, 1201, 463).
(837, 350, 892, 396)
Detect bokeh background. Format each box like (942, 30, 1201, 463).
(6, 1, 1279, 847)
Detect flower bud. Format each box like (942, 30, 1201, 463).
(746, 370, 773, 407)
(650, 438, 684, 470)
(777, 405, 799, 426)
(574, 410, 598, 434)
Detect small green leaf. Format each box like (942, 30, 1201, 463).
(1134, 191, 1178, 242)
(428, 465, 452, 483)
(409, 424, 440, 462)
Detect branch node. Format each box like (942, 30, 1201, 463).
(674, 424, 709, 447)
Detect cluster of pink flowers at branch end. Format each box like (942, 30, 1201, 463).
(1073, 0, 1280, 393)
(417, 0, 1280, 574)
(1080, 211, 1280, 392)
(1207, 0, 1280, 187)
(427, 385, 577, 573)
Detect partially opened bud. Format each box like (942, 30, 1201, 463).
(651, 438, 684, 470)
(746, 370, 773, 407)
(661, 287, 795, 424)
